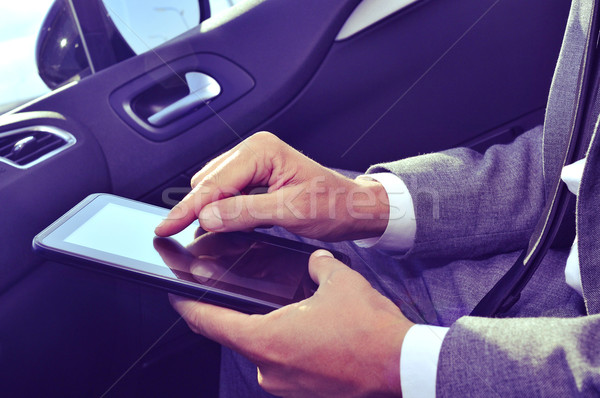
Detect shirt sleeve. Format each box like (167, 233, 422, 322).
(401, 324, 450, 398)
(353, 172, 416, 251)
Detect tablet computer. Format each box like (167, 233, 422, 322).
(33, 193, 350, 314)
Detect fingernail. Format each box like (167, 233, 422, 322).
(168, 293, 182, 305)
(313, 249, 333, 258)
(167, 204, 186, 220)
(200, 206, 223, 231)
(190, 262, 215, 283)
(155, 219, 167, 233)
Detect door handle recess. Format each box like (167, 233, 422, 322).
(148, 72, 221, 127)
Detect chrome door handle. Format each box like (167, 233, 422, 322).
(148, 72, 221, 127)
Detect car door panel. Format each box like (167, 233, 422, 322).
(0, 259, 220, 397)
(0, 111, 110, 291)
(4, 0, 569, 210)
(110, 53, 255, 141)
(9, 0, 363, 198)
(259, 0, 570, 170)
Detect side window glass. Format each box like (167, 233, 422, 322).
(102, 0, 201, 55)
(0, 0, 56, 113)
(102, 0, 247, 55)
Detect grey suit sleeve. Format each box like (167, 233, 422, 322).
(366, 125, 546, 259)
(436, 314, 600, 396)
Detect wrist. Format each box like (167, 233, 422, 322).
(395, 321, 415, 396)
(342, 177, 389, 240)
(374, 316, 414, 397)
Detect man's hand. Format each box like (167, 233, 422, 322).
(155, 132, 389, 241)
(170, 250, 413, 398)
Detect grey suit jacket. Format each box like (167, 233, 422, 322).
(367, 0, 600, 395)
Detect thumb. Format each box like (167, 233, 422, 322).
(308, 249, 347, 286)
(198, 193, 281, 232)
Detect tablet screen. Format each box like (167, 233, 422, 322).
(40, 195, 314, 304)
(65, 202, 182, 267)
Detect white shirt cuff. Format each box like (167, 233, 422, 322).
(400, 324, 449, 398)
(353, 172, 416, 251)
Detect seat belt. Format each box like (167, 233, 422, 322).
(470, 0, 600, 317)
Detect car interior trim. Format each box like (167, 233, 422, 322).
(0, 125, 76, 169)
(147, 72, 222, 127)
(8, 82, 78, 117)
(336, 0, 421, 41)
(200, 0, 267, 33)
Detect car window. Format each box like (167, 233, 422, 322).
(0, 0, 55, 114)
(102, 0, 201, 55)
(102, 0, 245, 55)
(0, 0, 246, 116)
